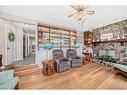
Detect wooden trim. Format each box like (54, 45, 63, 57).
(0, 54, 2, 67)
(38, 30, 77, 37)
(38, 23, 76, 33)
(114, 67, 127, 77)
(68, 32, 71, 49)
(49, 28, 50, 43)
(74, 32, 77, 49)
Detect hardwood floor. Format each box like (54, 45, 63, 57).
(14, 63, 127, 89)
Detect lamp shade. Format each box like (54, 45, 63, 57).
(43, 43, 54, 49)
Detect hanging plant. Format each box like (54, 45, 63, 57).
(8, 32, 15, 42)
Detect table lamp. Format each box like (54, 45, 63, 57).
(43, 43, 54, 60)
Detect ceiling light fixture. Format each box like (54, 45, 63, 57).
(68, 5, 95, 24)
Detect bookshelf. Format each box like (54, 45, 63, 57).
(38, 23, 79, 50)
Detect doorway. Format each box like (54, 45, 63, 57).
(23, 35, 26, 58)
(13, 23, 36, 67)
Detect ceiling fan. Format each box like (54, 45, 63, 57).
(68, 5, 95, 24)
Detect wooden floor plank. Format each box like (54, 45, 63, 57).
(14, 63, 127, 89)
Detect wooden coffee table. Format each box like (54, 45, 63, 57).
(42, 60, 56, 75)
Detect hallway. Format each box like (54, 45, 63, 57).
(13, 54, 35, 67)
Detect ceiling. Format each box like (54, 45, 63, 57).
(0, 5, 127, 32)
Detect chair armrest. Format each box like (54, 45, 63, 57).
(61, 57, 69, 61)
(54, 59, 60, 64)
(76, 56, 81, 59)
(53, 59, 60, 72)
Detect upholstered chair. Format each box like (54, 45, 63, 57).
(67, 49, 82, 68)
(53, 49, 70, 73)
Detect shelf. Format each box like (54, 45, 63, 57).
(38, 23, 79, 50)
(50, 36, 70, 39)
(77, 42, 83, 43)
(92, 39, 127, 44)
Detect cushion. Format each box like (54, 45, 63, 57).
(75, 56, 81, 59)
(56, 52, 63, 55)
(0, 75, 4, 84)
(0, 76, 19, 89)
(124, 54, 127, 57)
(122, 57, 127, 62)
(71, 54, 77, 59)
(0, 70, 14, 84)
(113, 64, 127, 73)
(3, 70, 14, 79)
(61, 58, 69, 61)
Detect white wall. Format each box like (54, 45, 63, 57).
(0, 19, 24, 64)
(77, 31, 84, 57)
(0, 18, 6, 64)
(15, 24, 23, 60)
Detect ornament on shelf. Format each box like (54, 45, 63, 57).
(122, 30, 125, 39)
(122, 35, 125, 39)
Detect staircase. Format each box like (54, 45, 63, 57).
(14, 64, 42, 76)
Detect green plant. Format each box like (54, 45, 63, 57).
(8, 32, 15, 42)
(99, 55, 116, 63)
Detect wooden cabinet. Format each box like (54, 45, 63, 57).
(0, 54, 2, 67)
(84, 32, 93, 46)
(84, 37, 92, 45)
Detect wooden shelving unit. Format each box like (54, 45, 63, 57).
(92, 39, 127, 44)
(38, 23, 78, 50)
(84, 32, 93, 47)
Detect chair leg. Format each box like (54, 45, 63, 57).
(14, 82, 19, 89)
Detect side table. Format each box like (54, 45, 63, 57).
(42, 60, 55, 75)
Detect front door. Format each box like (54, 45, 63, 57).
(6, 25, 15, 64)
